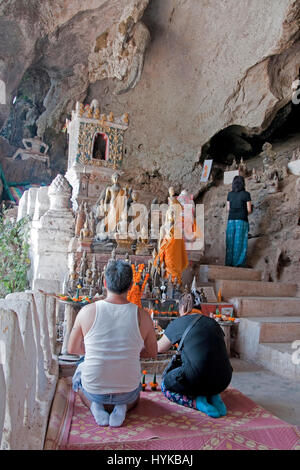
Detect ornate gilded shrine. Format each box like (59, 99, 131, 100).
(65, 100, 129, 209)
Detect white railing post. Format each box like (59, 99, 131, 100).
(0, 289, 59, 449)
(0, 308, 27, 450)
(0, 298, 37, 435)
(0, 358, 6, 446)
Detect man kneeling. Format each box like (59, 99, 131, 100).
(68, 260, 157, 427)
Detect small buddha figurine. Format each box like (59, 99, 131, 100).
(76, 102, 84, 117)
(122, 113, 129, 124)
(87, 106, 93, 119)
(80, 220, 92, 240)
(143, 282, 152, 299)
(75, 202, 85, 237)
(94, 108, 101, 120)
(116, 212, 128, 237)
(85, 268, 93, 286)
(238, 157, 248, 177)
(91, 254, 98, 274)
(99, 265, 106, 290)
(88, 211, 96, 238)
(261, 142, 276, 173)
(252, 168, 260, 183)
(96, 199, 106, 221)
(230, 157, 238, 170)
(79, 251, 88, 279)
(100, 114, 107, 126)
(153, 258, 161, 287)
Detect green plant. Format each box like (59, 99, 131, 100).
(0, 210, 30, 298)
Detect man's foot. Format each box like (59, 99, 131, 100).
(210, 394, 227, 417)
(195, 396, 220, 418)
(109, 404, 127, 427)
(90, 402, 110, 426)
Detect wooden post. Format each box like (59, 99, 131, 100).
(221, 324, 231, 356)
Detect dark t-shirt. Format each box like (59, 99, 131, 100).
(227, 190, 251, 222)
(164, 314, 233, 395)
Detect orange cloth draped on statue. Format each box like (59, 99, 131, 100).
(155, 226, 189, 284)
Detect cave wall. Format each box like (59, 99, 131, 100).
(1, 0, 300, 192)
(88, 0, 300, 197)
(200, 133, 300, 288)
(0, 0, 300, 278)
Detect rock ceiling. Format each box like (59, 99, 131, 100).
(0, 0, 300, 196)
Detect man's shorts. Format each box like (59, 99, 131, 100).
(72, 361, 142, 405)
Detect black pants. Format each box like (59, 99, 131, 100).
(163, 365, 232, 397)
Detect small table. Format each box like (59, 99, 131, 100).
(218, 322, 232, 356)
(200, 302, 235, 355)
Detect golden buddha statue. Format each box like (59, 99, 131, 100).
(103, 172, 127, 235)
(155, 188, 188, 284)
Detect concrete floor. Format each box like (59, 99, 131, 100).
(228, 358, 300, 426)
(144, 358, 300, 426)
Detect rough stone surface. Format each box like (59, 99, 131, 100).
(0, 0, 299, 189)
(200, 136, 300, 290)
(1, 1, 300, 285)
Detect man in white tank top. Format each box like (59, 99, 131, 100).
(68, 260, 157, 427)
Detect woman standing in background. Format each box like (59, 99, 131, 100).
(225, 175, 252, 267)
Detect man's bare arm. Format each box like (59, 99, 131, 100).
(67, 315, 85, 355)
(139, 308, 158, 359)
(157, 334, 172, 354)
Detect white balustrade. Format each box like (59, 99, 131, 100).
(0, 291, 59, 450)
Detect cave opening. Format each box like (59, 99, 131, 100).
(205, 100, 300, 166)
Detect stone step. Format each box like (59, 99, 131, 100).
(257, 343, 300, 380)
(234, 318, 300, 380)
(229, 296, 300, 317)
(215, 280, 298, 300)
(257, 317, 300, 343)
(199, 265, 262, 283)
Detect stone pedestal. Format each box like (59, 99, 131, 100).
(65, 163, 119, 210)
(27, 188, 39, 218)
(33, 187, 50, 221)
(77, 238, 93, 253)
(30, 175, 75, 293)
